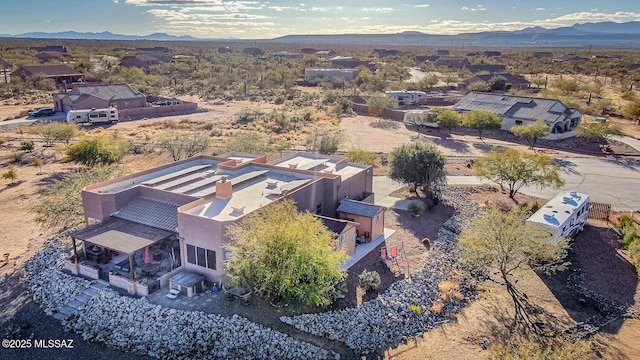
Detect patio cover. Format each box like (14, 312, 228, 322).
(70, 217, 174, 254)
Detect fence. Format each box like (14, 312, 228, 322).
(587, 202, 611, 221)
(119, 102, 198, 121)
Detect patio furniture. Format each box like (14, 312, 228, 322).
(380, 247, 393, 269)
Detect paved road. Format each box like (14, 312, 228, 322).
(376, 157, 640, 210)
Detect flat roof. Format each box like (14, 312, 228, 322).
(271, 154, 367, 180)
(185, 168, 317, 221)
(527, 191, 590, 229)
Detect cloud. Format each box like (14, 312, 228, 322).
(415, 4, 430, 8)
(461, 6, 469, 11)
(113, 0, 119, 3)
(461, 5, 485, 12)
(362, 7, 394, 13)
(536, 8, 545, 11)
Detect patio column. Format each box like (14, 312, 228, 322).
(129, 253, 135, 281)
(72, 238, 79, 264)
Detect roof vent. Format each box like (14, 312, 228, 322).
(231, 206, 245, 214)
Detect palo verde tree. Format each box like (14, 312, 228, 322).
(458, 207, 570, 333)
(27, 122, 81, 146)
(575, 120, 622, 143)
(224, 131, 269, 155)
(346, 148, 376, 166)
(158, 129, 210, 161)
(474, 148, 564, 199)
(224, 199, 348, 307)
(388, 142, 447, 197)
(62, 136, 123, 167)
(462, 110, 503, 139)
(367, 95, 398, 118)
(435, 109, 462, 134)
(622, 100, 640, 125)
(510, 120, 551, 149)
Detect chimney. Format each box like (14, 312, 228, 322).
(216, 176, 232, 198)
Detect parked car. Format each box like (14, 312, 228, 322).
(30, 108, 55, 117)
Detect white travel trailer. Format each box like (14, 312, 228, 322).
(527, 190, 590, 243)
(66, 108, 119, 124)
(385, 90, 427, 105)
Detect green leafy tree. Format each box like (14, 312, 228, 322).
(388, 142, 447, 197)
(458, 208, 569, 332)
(468, 81, 489, 92)
(462, 110, 503, 139)
(63, 136, 123, 167)
(435, 109, 462, 133)
(367, 95, 398, 118)
(225, 199, 348, 307)
(1, 165, 18, 184)
(158, 129, 210, 161)
(346, 148, 376, 166)
(531, 76, 548, 89)
(33, 167, 117, 231)
(489, 75, 508, 91)
(474, 148, 564, 199)
(510, 120, 551, 149)
(19, 140, 34, 152)
(419, 74, 440, 89)
(622, 100, 640, 125)
(576, 121, 622, 142)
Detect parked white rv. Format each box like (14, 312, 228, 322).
(385, 90, 427, 105)
(526, 190, 590, 243)
(66, 108, 119, 124)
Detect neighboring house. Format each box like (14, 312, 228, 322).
(374, 49, 403, 59)
(32, 45, 68, 53)
(316, 50, 336, 56)
(53, 83, 146, 112)
(458, 73, 530, 91)
(329, 56, 376, 71)
(435, 57, 469, 69)
(527, 191, 590, 242)
(464, 64, 507, 74)
(300, 48, 317, 54)
(552, 54, 588, 62)
(415, 55, 440, 63)
(534, 51, 554, 59)
(272, 51, 302, 59)
(120, 54, 162, 71)
(243, 47, 264, 56)
(305, 68, 359, 82)
(336, 199, 385, 243)
(35, 51, 74, 63)
(437, 49, 450, 56)
(483, 51, 502, 57)
(69, 153, 374, 295)
(11, 64, 83, 85)
(218, 47, 233, 54)
(454, 92, 583, 133)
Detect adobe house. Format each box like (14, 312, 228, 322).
(120, 54, 162, 71)
(67, 153, 374, 296)
(458, 73, 531, 91)
(336, 199, 385, 243)
(53, 83, 146, 112)
(11, 64, 83, 86)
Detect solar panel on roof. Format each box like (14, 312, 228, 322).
(141, 165, 211, 186)
(176, 175, 222, 194)
(154, 170, 216, 190)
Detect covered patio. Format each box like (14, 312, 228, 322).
(66, 218, 180, 296)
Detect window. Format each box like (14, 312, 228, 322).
(515, 120, 523, 126)
(206, 249, 216, 270)
(376, 214, 381, 223)
(186, 244, 196, 264)
(339, 234, 346, 244)
(196, 247, 206, 267)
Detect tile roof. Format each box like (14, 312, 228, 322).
(337, 199, 383, 218)
(14, 64, 83, 77)
(455, 92, 581, 125)
(70, 83, 145, 101)
(112, 197, 179, 232)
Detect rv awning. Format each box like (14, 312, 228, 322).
(70, 217, 174, 254)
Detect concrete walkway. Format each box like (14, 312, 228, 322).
(341, 228, 395, 270)
(610, 135, 640, 152)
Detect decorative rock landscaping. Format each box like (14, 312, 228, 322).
(23, 186, 483, 358)
(281, 187, 481, 354)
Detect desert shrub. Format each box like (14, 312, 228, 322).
(318, 134, 340, 155)
(358, 269, 381, 292)
(9, 151, 23, 162)
(629, 241, 640, 278)
(19, 140, 34, 152)
(618, 213, 634, 231)
(407, 200, 426, 217)
(529, 202, 541, 214)
(431, 301, 444, 314)
(0, 137, 7, 145)
(346, 148, 376, 166)
(493, 336, 600, 360)
(1, 165, 18, 183)
(438, 280, 463, 302)
(235, 109, 263, 124)
(409, 304, 422, 315)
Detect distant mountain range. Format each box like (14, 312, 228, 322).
(2, 21, 640, 47)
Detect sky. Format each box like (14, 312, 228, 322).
(0, 0, 639, 39)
